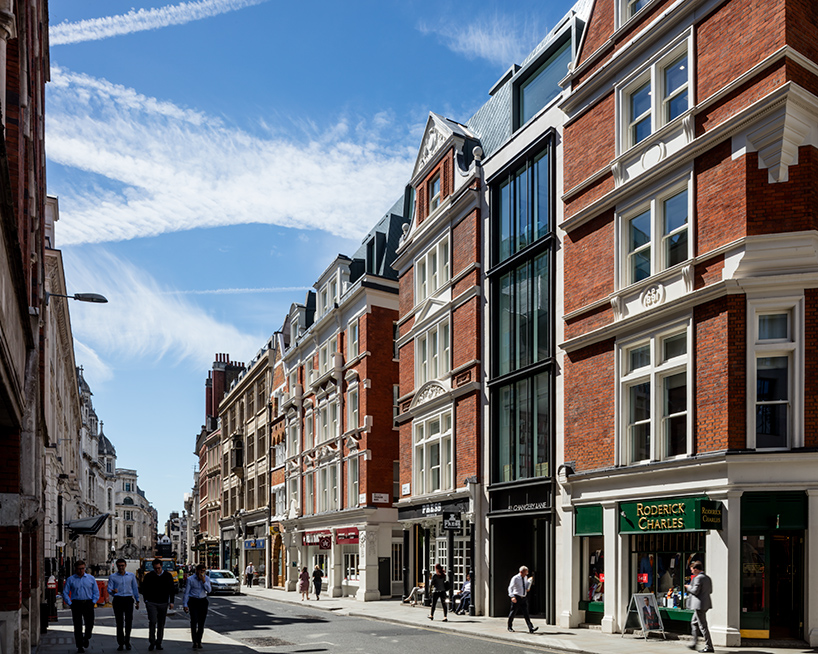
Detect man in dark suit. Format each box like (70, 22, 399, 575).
(685, 560, 714, 653)
(141, 559, 175, 651)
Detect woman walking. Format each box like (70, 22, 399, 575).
(312, 565, 324, 600)
(428, 564, 449, 622)
(298, 567, 310, 601)
(183, 564, 211, 649)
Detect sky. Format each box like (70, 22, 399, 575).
(48, 0, 577, 529)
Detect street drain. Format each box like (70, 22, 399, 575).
(240, 637, 295, 647)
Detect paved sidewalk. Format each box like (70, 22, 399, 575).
(240, 583, 815, 654)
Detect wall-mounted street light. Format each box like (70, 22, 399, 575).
(45, 291, 108, 306)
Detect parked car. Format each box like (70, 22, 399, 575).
(207, 569, 240, 595)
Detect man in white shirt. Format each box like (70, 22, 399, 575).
(244, 563, 255, 587)
(507, 565, 538, 634)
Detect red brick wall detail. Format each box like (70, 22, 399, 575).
(695, 139, 747, 253)
(564, 92, 615, 193)
(564, 339, 615, 472)
(564, 209, 615, 314)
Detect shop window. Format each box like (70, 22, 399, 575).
(343, 547, 360, 581)
(621, 44, 689, 150)
(619, 323, 690, 464)
(748, 297, 803, 450)
(581, 536, 605, 607)
(630, 532, 704, 608)
(391, 542, 404, 582)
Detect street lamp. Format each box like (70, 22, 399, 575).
(45, 291, 108, 306)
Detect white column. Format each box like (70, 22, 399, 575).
(807, 489, 818, 647)
(557, 503, 580, 628)
(601, 501, 622, 633)
(706, 491, 742, 647)
(284, 531, 299, 591)
(356, 526, 380, 601)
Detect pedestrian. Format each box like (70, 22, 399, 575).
(63, 560, 100, 654)
(108, 558, 140, 651)
(183, 564, 212, 649)
(312, 565, 324, 600)
(244, 562, 255, 587)
(454, 573, 471, 615)
(507, 565, 538, 634)
(258, 562, 265, 586)
(685, 560, 714, 653)
(428, 563, 449, 621)
(298, 567, 310, 601)
(142, 558, 176, 651)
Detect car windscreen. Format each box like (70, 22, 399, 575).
(209, 571, 235, 579)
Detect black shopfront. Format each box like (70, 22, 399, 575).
(487, 130, 557, 620)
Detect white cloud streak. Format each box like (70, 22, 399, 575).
(168, 286, 311, 295)
(418, 15, 544, 68)
(46, 66, 414, 246)
(50, 0, 270, 46)
(64, 249, 263, 374)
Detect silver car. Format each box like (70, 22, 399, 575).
(207, 570, 240, 595)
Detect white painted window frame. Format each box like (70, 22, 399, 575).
(616, 318, 692, 465)
(415, 318, 451, 387)
(746, 295, 804, 450)
(414, 235, 451, 303)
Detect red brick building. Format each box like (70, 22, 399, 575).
(279, 209, 403, 600)
(393, 114, 483, 608)
(558, 0, 818, 645)
(0, 1, 51, 651)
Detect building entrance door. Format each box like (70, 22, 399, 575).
(740, 531, 803, 640)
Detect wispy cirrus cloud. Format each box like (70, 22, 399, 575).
(46, 66, 414, 246)
(418, 15, 544, 68)
(64, 249, 263, 377)
(50, 0, 270, 46)
(168, 286, 311, 296)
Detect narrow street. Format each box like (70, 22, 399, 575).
(41, 594, 559, 654)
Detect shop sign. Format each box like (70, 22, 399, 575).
(489, 480, 551, 515)
(244, 538, 265, 550)
(302, 531, 332, 550)
(442, 512, 462, 531)
(618, 497, 723, 533)
(336, 527, 359, 544)
(398, 498, 469, 521)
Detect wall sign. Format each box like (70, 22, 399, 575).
(302, 530, 332, 549)
(372, 493, 390, 504)
(619, 497, 723, 533)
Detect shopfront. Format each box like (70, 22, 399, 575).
(397, 498, 473, 604)
(575, 496, 723, 632)
(243, 537, 266, 581)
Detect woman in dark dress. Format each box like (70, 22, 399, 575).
(312, 566, 324, 600)
(428, 564, 449, 622)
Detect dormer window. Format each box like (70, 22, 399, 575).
(516, 36, 571, 129)
(428, 173, 441, 214)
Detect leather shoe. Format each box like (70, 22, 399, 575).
(77, 649, 84, 653)
(148, 645, 154, 651)
(699, 649, 714, 653)
(507, 627, 514, 632)
(157, 646, 164, 650)
(118, 646, 124, 651)
(529, 626, 539, 634)
(126, 645, 132, 651)
(84, 638, 90, 647)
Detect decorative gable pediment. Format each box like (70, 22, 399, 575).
(410, 381, 450, 410)
(412, 113, 472, 182)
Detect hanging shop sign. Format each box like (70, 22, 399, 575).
(442, 512, 462, 532)
(336, 528, 359, 545)
(243, 538, 266, 550)
(619, 497, 723, 534)
(302, 530, 332, 550)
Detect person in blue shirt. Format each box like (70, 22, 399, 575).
(183, 564, 212, 649)
(108, 559, 140, 651)
(63, 560, 100, 653)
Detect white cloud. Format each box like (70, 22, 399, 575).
(168, 286, 311, 296)
(418, 15, 543, 68)
(50, 0, 270, 46)
(73, 338, 114, 384)
(64, 249, 263, 372)
(46, 66, 413, 246)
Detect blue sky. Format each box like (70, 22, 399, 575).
(48, 0, 576, 529)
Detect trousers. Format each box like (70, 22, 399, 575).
(70, 600, 94, 648)
(188, 597, 209, 645)
(112, 596, 135, 645)
(691, 608, 714, 650)
(508, 594, 533, 630)
(145, 601, 169, 645)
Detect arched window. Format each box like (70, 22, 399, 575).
(123, 496, 134, 505)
